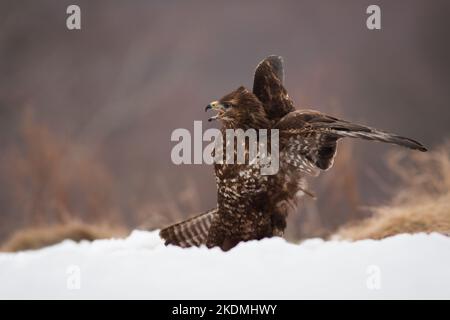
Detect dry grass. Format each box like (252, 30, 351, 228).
(1, 109, 123, 227)
(0, 110, 203, 245)
(336, 142, 450, 240)
(286, 138, 362, 240)
(0, 220, 128, 252)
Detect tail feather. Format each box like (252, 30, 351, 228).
(159, 208, 218, 248)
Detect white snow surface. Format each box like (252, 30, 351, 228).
(0, 230, 449, 299)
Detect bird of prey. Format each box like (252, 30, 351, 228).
(160, 55, 427, 251)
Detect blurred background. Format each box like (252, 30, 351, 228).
(0, 0, 449, 250)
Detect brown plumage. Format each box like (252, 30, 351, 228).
(159, 208, 217, 248)
(160, 55, 427, 251)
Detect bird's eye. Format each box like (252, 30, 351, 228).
(223, 103, 232, 109)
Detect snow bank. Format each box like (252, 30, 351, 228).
(0, 231, 449, 299)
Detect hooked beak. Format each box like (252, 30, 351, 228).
(205, 100, 223, 122)
(205, 100, 222, 111)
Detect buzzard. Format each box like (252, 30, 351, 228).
(160, 56, 427, 251)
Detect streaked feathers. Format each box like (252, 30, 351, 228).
(159, 208, 218, 248)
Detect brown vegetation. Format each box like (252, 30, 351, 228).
(336, 142, 450, 240)
(0, 111, 201, 251)
(1, 109, 123, 226)
(0, 220, 127, 252)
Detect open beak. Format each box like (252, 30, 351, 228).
(205, 100, 224, 122)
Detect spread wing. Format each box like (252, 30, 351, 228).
(253, 55, 295, 122)
(276, 110, 427, 175)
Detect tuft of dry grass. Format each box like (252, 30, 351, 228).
(0, 221, 128, 252)
(336, 142, 450, 240)
(1, 109, 124, 229)
(0, 109, 202, 244)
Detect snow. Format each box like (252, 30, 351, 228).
(0, 230, 449, 299)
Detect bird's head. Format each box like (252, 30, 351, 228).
(205, 86, 269, 129)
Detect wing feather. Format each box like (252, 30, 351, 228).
(276, 110, 427, 173)
(252, 55, 294, 122)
